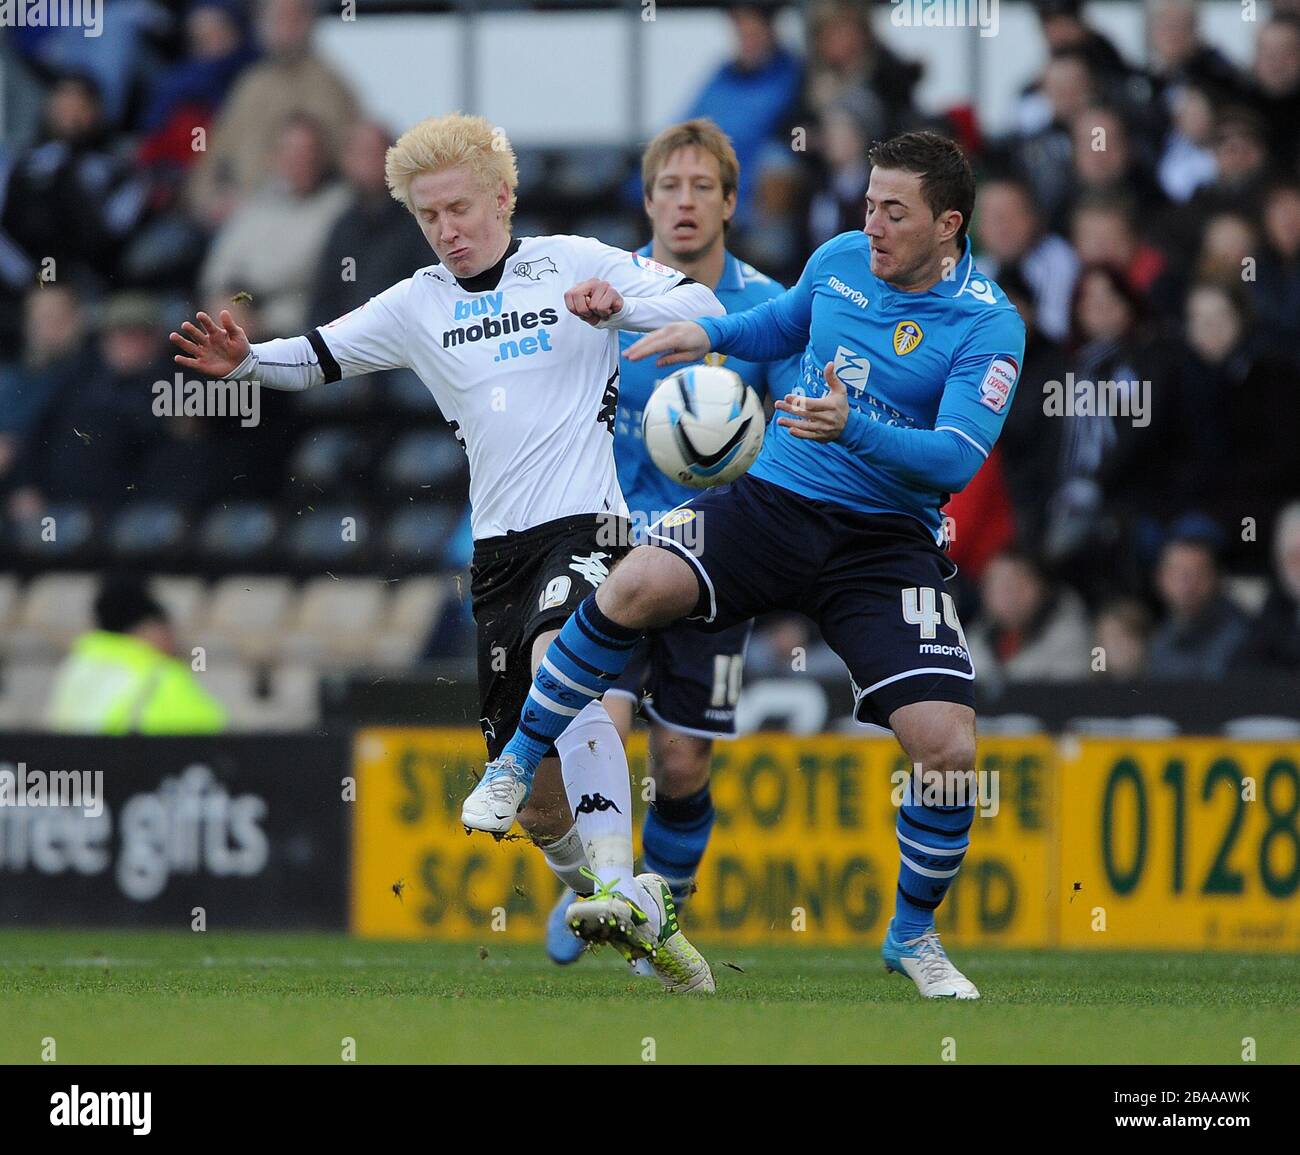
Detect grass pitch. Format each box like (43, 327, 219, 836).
(1, 930, 1296, 1064)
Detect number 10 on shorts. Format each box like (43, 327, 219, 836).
(902, 587, 969, 648)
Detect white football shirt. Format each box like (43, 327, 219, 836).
(233, 234, 723, 539)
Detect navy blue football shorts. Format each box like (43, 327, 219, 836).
(642, 473, 974, 729)
(607, 618, 751, 738)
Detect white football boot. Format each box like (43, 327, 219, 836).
(635, 872, 715, 994)
(881, 919, 980, 999)
(460, 754, 530, 837)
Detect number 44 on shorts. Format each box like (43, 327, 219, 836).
(902, 587, 969, 649)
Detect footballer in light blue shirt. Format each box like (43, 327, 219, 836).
(510, 132, 1026, 998)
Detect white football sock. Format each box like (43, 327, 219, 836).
(554, 701, 649, 922)
(535, 824, 594, 896)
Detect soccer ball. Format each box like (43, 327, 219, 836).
(641, 365, 765, 489)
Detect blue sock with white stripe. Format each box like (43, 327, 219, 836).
(893, 780, 973, 941)
(500, 594, 641, 780)
(642, 785, 715, 906)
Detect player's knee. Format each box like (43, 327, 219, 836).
(649, 729, 712, 798)
(910, 733, 976, 780)
(602, 547, 696, 629)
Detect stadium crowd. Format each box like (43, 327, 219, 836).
(1, 0, 1298, 689)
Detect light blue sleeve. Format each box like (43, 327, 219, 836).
(698, 245, 823, 362)
(838, 307, 1026, 493)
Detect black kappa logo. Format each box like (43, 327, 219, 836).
(513, 257, 558, 280)
(574, 793, 622, 817)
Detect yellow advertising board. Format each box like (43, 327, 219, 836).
(1056, 739, 1300, 950)
(352, 728, 1056, 947)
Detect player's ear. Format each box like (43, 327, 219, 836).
(938, 208, 963, 244)
(722, 187, 737, 225)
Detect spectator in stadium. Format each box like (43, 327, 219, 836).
(0, 285, 91, 492)
(1249, 14, 1300, 167)
(1254, 179, 1300, 354)
(1173, 104, 1272, 247)
(1236, 502, 1300, 674)
(1032, 0, 1130, 88)
(1148, 520, 1250, 680)
(1146, 0, 1243, 118)
(965, 550, 1093, 687)
(6, 293, 167, 519)
(1039, 265, 1154, 594)
(1177, 280, 1300, 536)
(681, 4, 802, 231)
(138, 0, 258, 175)
(1007, 49, 1095, 227)
(187, 0, 357, 225)
(0, 74, 150, 291)
(307, 120, 429, 325)
(1067, 104, 1169, 231)
(974, 175, 1077, 342)
(46, 575, 227, 735)
(804, 0, 921, 137)
(1194, 211, 1260, 285)
(1093, 597, 1152, 680)
(199, 113, 351, 337)
(1156, 83, 1219, 205)
(805, 90, 882, 249)
(993, 268, 1071, 555)
(1068, 191, 1179, 319)
(10, 0, 171, 128)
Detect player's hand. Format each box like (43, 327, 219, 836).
(565, 278, 625, 325)
(625, 321, 711, 366)
(169, 310, 251, 377)
(774, 361, 849, 441)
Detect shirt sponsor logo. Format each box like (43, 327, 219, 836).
(441, 307, 559, 348)
(827, 275, 869, 308)
(893, 320, 923, 356)
(633, 254, 678, 278)
(979, 355, 1019, 413)
(832, 345, 870, 395)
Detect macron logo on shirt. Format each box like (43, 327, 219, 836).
(827, 276, 870, 309)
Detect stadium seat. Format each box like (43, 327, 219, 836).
(6, 573, 99, 661)
(287, 428, 371, 495)
(372, 576, 449, 667)
(379, 430, 468, 493)
(384, 368, 441, 413)
(198, 661, 320, 731)
(286, 506, 372, 569)
(10, 503, 94, 561)
(199, 575, 295, 663)
(282, 576, 388, 666)
(383, 505, 461, 571)
(151, 576, 206, 635)
(293, 372, 374, 415)
(0, 661, 60, 729)
(108, 501, 189, 561)
(0, 575, 19, 636)
(196, 502, 281, 567)
(1224, 717, 1300, 739)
